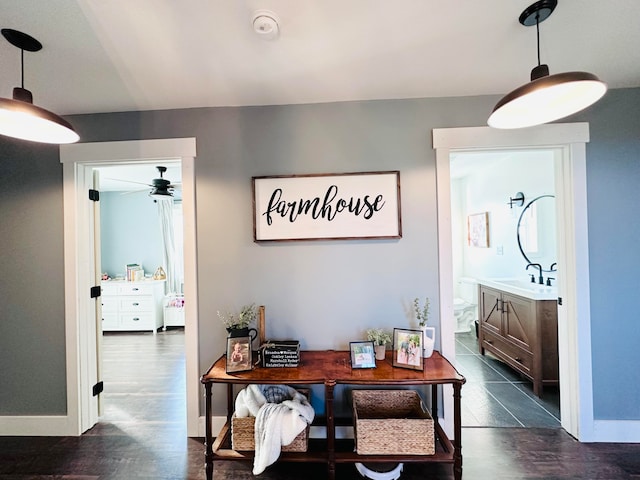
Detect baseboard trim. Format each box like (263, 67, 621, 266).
(0, 415, 75, 436)
(589, 420, 640, 442)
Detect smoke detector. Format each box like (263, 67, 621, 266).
(252, 10, 280, 40)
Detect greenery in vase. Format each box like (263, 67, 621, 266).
(414, 297, 430, 327)
(217, 303, 256, 330)
(366, 328, 392, 346)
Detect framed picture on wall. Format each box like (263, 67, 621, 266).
(467, 212, 490, 248)
(392, 328, 423, 371)
(252, 171, 402, 242)
(226, 336, 252, 373)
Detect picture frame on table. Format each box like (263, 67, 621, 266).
(226, 336, 252, 373)
(392, 328, 424, 370)
(349, 341, 377, 369)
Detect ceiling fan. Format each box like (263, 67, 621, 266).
(104, 165, 181, 199)
(148, 166, 177, 199)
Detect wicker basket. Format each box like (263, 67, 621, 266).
(231, 388, 310, 452)
(352, 389, 435, 455)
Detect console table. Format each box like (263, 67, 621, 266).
(200, 350, 465, 480)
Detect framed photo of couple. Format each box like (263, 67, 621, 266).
(392, 328, 423, 370)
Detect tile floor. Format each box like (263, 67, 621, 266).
(454, 329, 561, 428)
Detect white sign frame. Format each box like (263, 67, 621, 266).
(252, 171, 402, 242)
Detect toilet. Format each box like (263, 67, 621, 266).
(454, 277, 478, 333)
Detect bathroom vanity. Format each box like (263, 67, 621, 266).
(477, 279, 558, 397)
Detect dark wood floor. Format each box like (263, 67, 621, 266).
(1, 330, 639, 479)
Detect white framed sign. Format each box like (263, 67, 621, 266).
(252, 171, 402, 242)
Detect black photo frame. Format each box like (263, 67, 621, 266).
(349, 341, 377, 369)
(226, 336, 252, 373)
(392, 328, 423, 370)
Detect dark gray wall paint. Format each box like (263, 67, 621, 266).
(100, 191, 164, 278)
(0, 141, 66, 415)
(1, 89, 638, 421)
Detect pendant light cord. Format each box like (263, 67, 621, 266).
(536, 13, 541, 67)
(20, 48, 25, 88)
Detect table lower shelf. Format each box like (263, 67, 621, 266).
(211, 420, 455, 465)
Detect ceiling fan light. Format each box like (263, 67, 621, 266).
(149, 188, 173, 199)
(488, 71, 607, 129)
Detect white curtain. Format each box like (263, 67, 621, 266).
(156, 197, 181, 294)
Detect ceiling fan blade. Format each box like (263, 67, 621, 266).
(104, 177, 152, 187)
(120, 188, 149, 196)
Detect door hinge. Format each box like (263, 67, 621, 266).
(89, 189, 100, 201)
(90, 285, 101, 298)
(92, 381, 104, 397)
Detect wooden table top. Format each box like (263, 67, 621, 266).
(201, 350, 465, 386)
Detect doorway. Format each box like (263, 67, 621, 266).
(433, 124, 596, 441)
(449, 148, 561, 428)
(95, 162, 186, 425)
(60, 138, 200, 437)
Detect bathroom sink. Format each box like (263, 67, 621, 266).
(479, 278, 557, 300)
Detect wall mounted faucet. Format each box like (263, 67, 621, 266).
(526, 263, 544, 285)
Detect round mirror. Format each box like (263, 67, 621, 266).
(516, 195, 557, 273)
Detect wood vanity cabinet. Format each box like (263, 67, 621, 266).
(478, 284, 558, 397)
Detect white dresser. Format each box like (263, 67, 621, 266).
(101, 280, 165, 334)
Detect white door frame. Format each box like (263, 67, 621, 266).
(432, 124, 595, 441)
(60, 138, 200, 436)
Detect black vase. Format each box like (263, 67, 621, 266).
(226, 326, 257, 343)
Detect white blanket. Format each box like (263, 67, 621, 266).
(234, 384, 314, 475)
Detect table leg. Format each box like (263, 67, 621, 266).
(204, 382, 213, 480)
(325, 381, 336, 480)
(453, 383, 463, 480)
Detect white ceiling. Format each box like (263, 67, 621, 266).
(1, 0, 640, 117)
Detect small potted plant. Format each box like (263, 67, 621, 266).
(366, 328, 392, 361)
(414, 297, 435, 358)
(218, 303, 258, 342)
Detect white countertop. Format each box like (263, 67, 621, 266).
(478, 278, 558, 301)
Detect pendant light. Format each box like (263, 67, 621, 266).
(488, 0, 607, 129)
(0, 28, 79, 144)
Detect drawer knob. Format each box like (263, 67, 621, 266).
(515, 357, 522, 363)
(132, 288, 139, 291)
(132, 302, 139, 306)
(133, 317, 140, 321)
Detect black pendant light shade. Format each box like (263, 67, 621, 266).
(0, 28, 79, 144)
(488, 0, 607, 129)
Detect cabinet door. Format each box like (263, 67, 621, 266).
(480, 286, 502, 335)
(502, 293, 535, 352)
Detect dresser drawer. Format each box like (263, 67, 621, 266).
(119, 314, 154, 330)
(101, 313, 119, 330)
(101, 297, 118, 313)
(117, 284, 155, 296)
(481, 330, 533, 377)
(118, 296, 154, 312)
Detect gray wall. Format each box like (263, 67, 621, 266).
(100, 191, 164, 278)
(1, 89, 639, 421)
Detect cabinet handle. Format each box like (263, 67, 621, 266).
(515, 357, 522, 363)
(486, 340, 493, 345)
(133, 317, 140, 321)
(132, 288, 139, 291)
(496, 299, 502, 312)
(132, 302, 139, 306)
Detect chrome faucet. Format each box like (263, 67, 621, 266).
(526, 263, 544, 285)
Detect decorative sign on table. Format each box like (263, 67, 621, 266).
(252, 171, 402, 242)
(260, 340, 301, 368)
